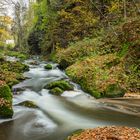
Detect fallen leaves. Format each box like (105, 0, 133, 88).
(68, 126, 140, 140)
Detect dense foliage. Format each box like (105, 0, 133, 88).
(1, 0, 139, 98)
(26, 0, 140, 97)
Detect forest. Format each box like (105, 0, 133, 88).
(0, 0, 140, 140)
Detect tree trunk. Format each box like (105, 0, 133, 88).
(123, 0, 127, 20)
(99, 0, 106, 20)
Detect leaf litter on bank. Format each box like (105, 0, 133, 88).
(67, 126, 140, 140)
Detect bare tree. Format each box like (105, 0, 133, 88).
(11, 1, 27, 50)
(0, 0, 28, 49)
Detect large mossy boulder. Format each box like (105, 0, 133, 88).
(46, 80, 74, 95)
(105, 84, 126, 98)
(66, 54, 126, 98)
(0, 81, 13, 118)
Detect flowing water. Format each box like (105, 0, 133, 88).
(0, 58, 140, 140)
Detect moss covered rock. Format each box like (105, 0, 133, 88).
(0, 61, 29, 73)
(105, 84, 126, 98)
(0, 81, 13, 118)
(50, 87, 64, 95)
(47, 80, 74, 91)
(0, 69, 25, 87)
(44, 64, 53, 70)
(0, 60, 29, 87)
(46, 80, 74, 95)
(0, 81, 12, 100)
(18, 101, 38, 108)
(66, 54, 126, 98)
(6, 51, 29, 60)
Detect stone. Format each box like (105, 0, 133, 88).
(44, 64, 53, 70)
(0, 81, 13, 118)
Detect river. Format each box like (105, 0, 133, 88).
(0, 58, 140, 140)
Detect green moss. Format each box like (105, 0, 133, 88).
(0, 61, 29, 73)
(50, 87, 64, 95)
(66, 54, 126, 98)
(47, 80, 74, 91)
(0, 83, 12, 100)
(0, 60, 29, 87)
(85, 88, 101, 99)
(6, 51, 29, 60)
(56, 38, 98, 69)
(0, 81, 13, 118)
(105, 84, 126, 98)
(0, 69, 25, 87)
(44, 64, 52, 70)
(0, 105, 13, 118)
(18, 101, 38, 108)
(7, 79, 19, 88)
(0, 56, 5, 62)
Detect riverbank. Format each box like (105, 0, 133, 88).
(50, 19, 140, 99)
(0, 54, 29, 117)
(0, 57, 140, 140)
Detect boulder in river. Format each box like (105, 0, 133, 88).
(50, 87, 64, 95)
(17, 100, 38, 108)
(44, 64, 53, 70)
(46, 80, 74, 95)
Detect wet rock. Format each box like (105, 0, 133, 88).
(46, 80, 74, 96)
(47, 80, 73, 91)
(29, 61, 38, 65)
(12, 87, 26, 95)
(50, 87, 64, 95)
(44, 64, 53, 70)
(17, 100, 38, 108)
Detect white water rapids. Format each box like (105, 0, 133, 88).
(0, 58, 140, 140)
